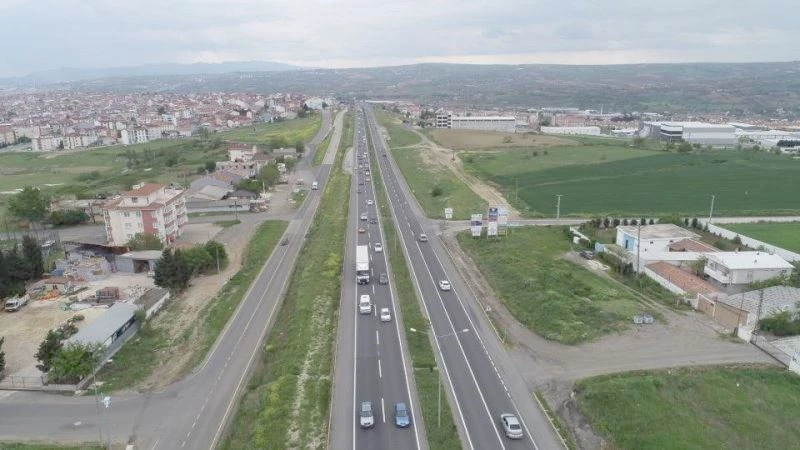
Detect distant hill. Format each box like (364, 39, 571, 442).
(5, 61, 800, 116)
(0, 61, 301, 85)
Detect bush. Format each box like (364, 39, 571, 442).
(49, 209, 90, 226)
(733, 235, 742, 244)
(431, 185, 443, 197)
(760, 311, 800, 336)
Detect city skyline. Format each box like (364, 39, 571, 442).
(1, 0, 798, 78)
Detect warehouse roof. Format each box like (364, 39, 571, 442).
(68, 303, 139, 347)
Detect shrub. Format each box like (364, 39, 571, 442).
(760, 311, 800, 336)
(431, 185, 443, 197)
(733, 235, 742, 244)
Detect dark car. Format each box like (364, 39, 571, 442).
(379, 273, 388, 285)
(579, 250, 595, 259)
(394, 402, 411, 428)
(280, 238, 289, 246)
(369, 218, 378, 224)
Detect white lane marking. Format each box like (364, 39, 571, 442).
(381, 398, 386, 423)
(376, 330, 380, 346)
(378, 359, 382, 378)
(372, 284, 375, 294)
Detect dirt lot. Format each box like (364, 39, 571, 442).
(0, 272, 157, 379)
(439, 231, 777, 449)
(427, 128, 576, 150)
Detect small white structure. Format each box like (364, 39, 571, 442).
(616, 224, 700, 255)
(704, 251, 795, 285)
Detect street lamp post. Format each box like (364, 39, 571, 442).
(102, 396, 112, 450)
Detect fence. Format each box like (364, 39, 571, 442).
(751, 334, 793, 367)
(643, 266, 688, 295)
(703, 222, 800, 262)
(0, 374, 77, 392)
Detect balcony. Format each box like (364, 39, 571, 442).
(704, 266, 730, 285)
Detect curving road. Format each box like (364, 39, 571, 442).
(0, 109, 340, 449)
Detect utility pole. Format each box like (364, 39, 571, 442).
(636, 220, 642, 275)
(708, 194, 716, 225)
(515, 178, 519, 202)
(556, 194, 563, 220)
(755, 289, 765, 335)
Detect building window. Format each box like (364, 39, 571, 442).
(136, 211, 142, 217)
(131, 197, 138, 203)
(123, 212, 130, 218)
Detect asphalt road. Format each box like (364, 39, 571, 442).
(330, 109, 422, 450)
(363, 104, 565, 450)
(0, 109, 339, 449)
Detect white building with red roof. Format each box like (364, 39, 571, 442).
(102, 183, 187, 246)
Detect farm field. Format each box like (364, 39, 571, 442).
(463, 148, 800, 217)
(722, 222, 800, 252)
(456, 226, 646, 344)
(576, 365, 800, 450)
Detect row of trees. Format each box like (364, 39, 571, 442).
(154, 241, 228, 293)
(0, 236, 45, 298)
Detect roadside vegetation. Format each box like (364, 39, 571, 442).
(221, 138, 347, 449)
(721, 221, 800, 253)
(312, 127, 333, 166)
(457, 226, 646, 344)
(97, 221, 287, 391)
(576, 365, 800, 449)
(369, 131, 462, 450)
(460, 146, 800, 217)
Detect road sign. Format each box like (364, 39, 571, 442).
(444, 208, 453, 219)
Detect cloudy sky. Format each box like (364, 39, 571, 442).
(0, 0, 796, 77)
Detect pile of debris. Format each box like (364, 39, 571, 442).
(54, 253, 111, 282)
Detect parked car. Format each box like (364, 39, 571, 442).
(580, 250, 595, 260)
(360, 401, 374, 428)
(500, 413, 523, 439)
(380, 308, 392, 322)
(394, 402, 411, 428)
(439, 280, 451, 291)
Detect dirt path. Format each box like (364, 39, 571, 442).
(406, 127, 522, 218)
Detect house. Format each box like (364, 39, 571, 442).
(102, 183, 187, 246)
(697, 286, 800, 333)
(668, 239, 718, 253)
(704, 251, 795, 285)
(227, 142, 258, 162)
(616, 224, 700, 254)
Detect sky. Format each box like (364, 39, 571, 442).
(0, 0, 797, 77)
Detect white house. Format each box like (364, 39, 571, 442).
(704, 251, 795, 285)
(616, 224, 700, 255)
(102, 183, 187, 246)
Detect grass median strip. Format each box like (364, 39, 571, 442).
(221, 136, 348, 449)
(369, 126, 462, 450)
(312, 121, 334, 166)
(98, 220, 287, 391)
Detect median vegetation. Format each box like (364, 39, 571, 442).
(221, 135, 348, 449)
(369, 123, 462, 450)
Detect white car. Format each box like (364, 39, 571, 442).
(439, 280, 451, 291)
(500, 413, 523, 439)
(360, 213, 367, 221)
(367, 199, 374, 206)
(374, 242, 383, 253)
(359, 295, 372, 314)
(380, 308, 391, 322)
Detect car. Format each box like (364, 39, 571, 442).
(367, 199, 374, 206)
(383, 153, 387, 157)
(500, 413, 523, 439)
(380, 307, 391, 322)
(357, 188, 362, 194)
(360, 401, 374, 428)
(394, 402, 411, 428)
(360, 213, 368, 221)
(359, 295, 372, 314)
(365, 176, 371, 182)
(368, 218, 378, 224)
(418, 233, 428, 242)
(379, 272, 388, 284)
(358, 227, 366, 233)
(439, 280, 451, 291)
(358, 180, 364, 185)
(374, 242, 383, 253)
(580, 250, 595, 260)
(280, 238, 289, 246)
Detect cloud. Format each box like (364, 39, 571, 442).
(0, 0, 797, 77)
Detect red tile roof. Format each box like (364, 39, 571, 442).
(127, 183, 164, 197)
(646, 262, 720, 296)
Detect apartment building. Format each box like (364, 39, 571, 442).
(103, 183, 187, 246)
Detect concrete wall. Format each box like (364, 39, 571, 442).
(703, 222, 800, 262)
(643, 266, 687, 295)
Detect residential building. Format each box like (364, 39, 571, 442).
(616, 224, 700, 255)
(697, 286, 800, 332)
(704, 251, 794, 285)
(228, 143, 258, 162)
(102, 183, 187, 246)
(0, 123, 15, 145)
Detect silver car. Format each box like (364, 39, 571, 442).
(360, 401, 374, 428)
(500, 413, 523, 439)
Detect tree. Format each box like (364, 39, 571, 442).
(690, 256, 708, 276)
(632, 137, 646, 148)
(205, 241, 228, 270)
(321, 101, 329, 109)
(691, 218, 699, 229)
(204, 161, 216, 173)
(1, 247, 26, 296)
(0, 337, 6, 374)
(178, 246, 215, 276)
(259, 164, 280, 188)
(612, 218, 621, 227)
(173, 249, 191, 291)
(48, 342, 101, 384)
(677, 142, 693, 153)
(268, 136, 289, 150)
(431, 185, 443, 197)
(294, 139, 305, 154)
(8, 186, 49, 224)
(157, 106, 167, 115)
(21, 235, 44, 281)
(35, 330, 63, 373)
(49, 209, 89, 226)
(603, 217, 611, 228)
(127, 233, 163, 251)
(154, 248, 178, 291)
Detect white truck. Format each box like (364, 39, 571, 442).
(356, 245, 370, 285)
(4, 293, 29, 312)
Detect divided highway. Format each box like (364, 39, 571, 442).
(330, 109, 422, 450)
(363, 104, 564, 450)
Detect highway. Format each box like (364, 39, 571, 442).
(362, 104, 565, 450)
(0, 109, 340, 449)
(330, 109, 423, 450)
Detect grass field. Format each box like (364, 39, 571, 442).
(576, 365, 800, 450)
(217, 114, 321, 146)
(722, 222, 800, 252)
(456, 226, 647, 344)
(97, 220, 287, 391)
(375, 110, 422, 147)
(313, 128, 333, 166)
(426, 128, 575, 149)
(221, 135, 348, 450)
(370, 132, 461, 450)
(464, 148, 800, 216)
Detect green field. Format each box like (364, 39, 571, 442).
(576, 366, 800, 450)
(221, 131, 347, 449)
(463, 148, 800, 217)
(457, 227, 647, 344)
(217, 114, 321, 145)
(722, 222, 800, 252)
(375, 110, 422, 147)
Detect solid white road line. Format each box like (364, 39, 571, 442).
(378, 359, 382, 378)
(381, 398, 386, 423)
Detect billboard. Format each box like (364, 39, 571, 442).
(470, 213, 483, 237)
(487, 207, 499, 237)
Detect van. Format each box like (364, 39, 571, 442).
(4, 294, 29, 312)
